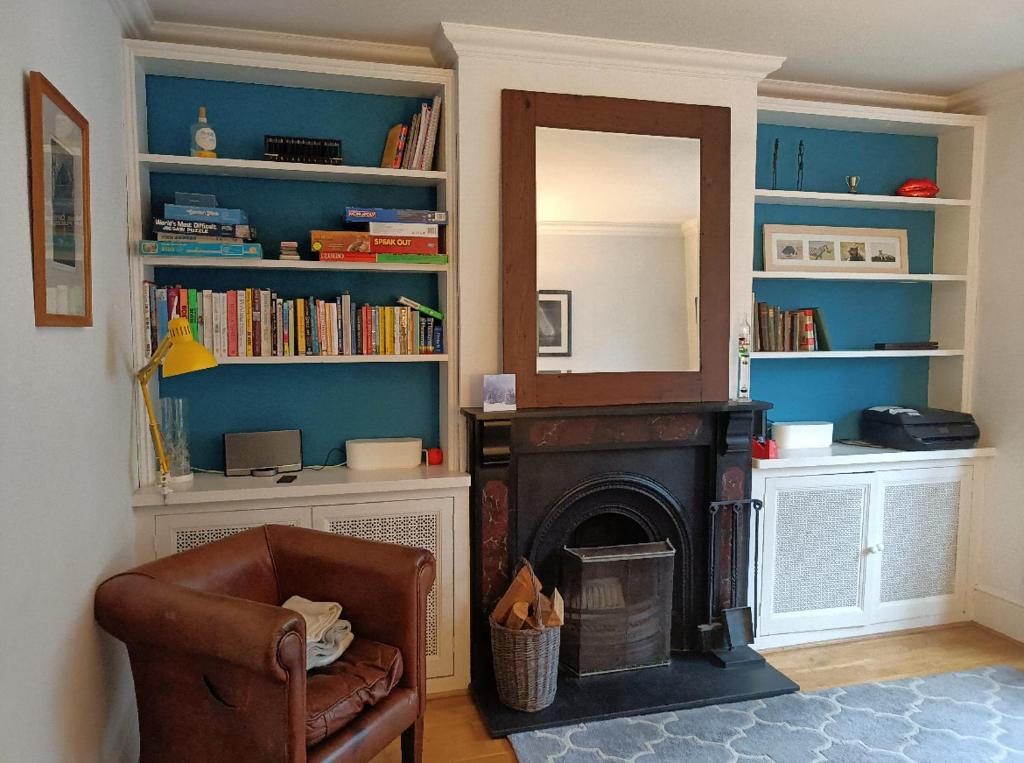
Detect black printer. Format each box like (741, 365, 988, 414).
(860, 406, 980, 451)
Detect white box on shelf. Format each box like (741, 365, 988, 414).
(772, 421, 833, 450)
(346, 437, 422, 470)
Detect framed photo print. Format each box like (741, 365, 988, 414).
(28, 71, 91, 326)
(537, 290, 572, 357)
(763, 224, 908, 274)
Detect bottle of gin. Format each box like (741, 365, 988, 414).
(190, 106, 217, 158)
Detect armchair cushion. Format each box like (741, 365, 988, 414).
(305, 638, 404, 747)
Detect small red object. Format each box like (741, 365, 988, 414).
(752, 437, 778, 459)
(426, 447, 444, 466)
(896, 178, 940, 197)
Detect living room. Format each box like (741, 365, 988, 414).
(3, 1, 1024, 761)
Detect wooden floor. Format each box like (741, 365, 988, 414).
(379, 623, 1024, 763)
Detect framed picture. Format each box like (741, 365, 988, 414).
(537, 290, 572, 356)
(763, 224, 908, 274)
(483, 373, 517, 412)
(28, 71, 91, 326)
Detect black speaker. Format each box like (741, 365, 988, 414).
(223, 429, 302, 476)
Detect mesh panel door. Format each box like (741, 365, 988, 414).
(760, 474, 873, 636)
(312, 497, 454, 679)
(153, 506, 311, 558)
(876, 466, 970, 622)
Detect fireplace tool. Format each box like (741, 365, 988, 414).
(698, 498, 764, 668)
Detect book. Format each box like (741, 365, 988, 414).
(398, 295, 444, 321)
(187, 289, 199, 339)
(344, 207, 448, 224)
(157, 233, 245, 244)
(359, 222, 440, 236)
(874, 341, 938, 350)
(402, 114, 420, 170)
(155, 288, 169, 347)
(153, 218, 252, 238)
(317, 251, 377, 263)
(411, 102, 430, 170)
(140, 241, 262, 258)
(393, 125, 409, 169)
(164, 204, 248, 225)
(202, 289, 214, 352)
(245, 289, 254, 357)
(375, 253, 448, 265)
(261, 290, 272, 357)
(380, 123, 405, 168)
(143, 282, 154, 356)
(227, 291, 238, 356)
(421, 95, 442, 171)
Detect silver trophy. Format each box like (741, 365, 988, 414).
(845, 175, 860, 194)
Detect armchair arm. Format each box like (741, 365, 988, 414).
(95, 572, 306, 679)
(265, 526, 435, 711)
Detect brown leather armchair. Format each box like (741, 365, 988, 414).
(95, 525, 434, 763)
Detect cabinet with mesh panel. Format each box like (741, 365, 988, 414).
(757, 465, 972, 641)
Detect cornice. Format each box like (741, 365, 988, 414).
(437, 22, 784, 81)
(148, 21, 436, 67)
(106, 0, 154, 38)
(759, 78, 951, 112)
(949, 70, 1024, 114)
(538, 220, 689, 237)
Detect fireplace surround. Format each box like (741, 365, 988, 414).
(464, 402, 798, 736)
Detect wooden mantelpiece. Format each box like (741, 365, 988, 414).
(463, 401, 770, 689)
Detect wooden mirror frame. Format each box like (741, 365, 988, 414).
(501, 90, 731, 408)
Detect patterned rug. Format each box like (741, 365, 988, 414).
(509, 666, 1024, 762)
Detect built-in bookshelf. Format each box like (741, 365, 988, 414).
(125, 41, 459, 485)
(748, 97, 984, 438)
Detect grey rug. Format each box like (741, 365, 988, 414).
(509, 666, 1024, 762)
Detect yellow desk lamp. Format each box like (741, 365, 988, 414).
(137, 316, 217, 491)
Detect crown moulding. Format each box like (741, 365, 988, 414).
(948, 69, 1024, 114)
(435, 22, 785, 81)
(758, 78, 951, 113)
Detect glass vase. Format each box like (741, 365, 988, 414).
(159, 397, 192, 483)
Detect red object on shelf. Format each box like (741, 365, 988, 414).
(752, 437, 778, 459)
(426, 447, 444, 466)
(896, 178, 940, 197)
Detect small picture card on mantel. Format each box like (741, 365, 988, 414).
(483, 374, 516, 412)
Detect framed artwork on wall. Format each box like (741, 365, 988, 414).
(28, 71, 92, 326)
(537, 290, 572, 357)
(763, 224, 908, 275)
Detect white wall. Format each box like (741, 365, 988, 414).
(963, 77, 1024, 642)
(0, 1, 137, 760)
(440, 24, 782, 407)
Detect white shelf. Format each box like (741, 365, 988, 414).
(754, 189, 971, 210)
(133, 464, 471, 508)
(139, 153, 447, 187)
(216, 354, 448, 365)
(141, 255, 448, 273)
(753, 442, 995, 470)
(752, 350, 964, 359)
(752, 271, 966, 283)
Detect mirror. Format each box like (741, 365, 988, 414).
(501, 90, 730, 409)
(535, 128, 700, 374)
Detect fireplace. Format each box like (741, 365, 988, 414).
(464, 402, 798, 736)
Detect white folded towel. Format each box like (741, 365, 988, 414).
(281, 595, 343, 643)
(307, 620, 355, 669)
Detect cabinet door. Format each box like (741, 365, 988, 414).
(153, 506, 312, 558)
(311, 497, 454, 681)
(759, 473, 877, 636)
(874, 466, 971, 623)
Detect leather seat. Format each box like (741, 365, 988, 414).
(95, 525, 434, 763)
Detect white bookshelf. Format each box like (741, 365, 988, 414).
(139, 255, 448, 273)
(752, 96, 985, 421)
(124, 40, 461, 488)
(139, 153, 447, 187)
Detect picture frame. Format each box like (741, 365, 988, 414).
(483, 373, 517, 412)
(763, 224, 908, 274)
(537, 290, 572, 357)
(28, 71, 92, 326)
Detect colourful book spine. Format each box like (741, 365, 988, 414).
(155, 288, 169, 346)
(245, 289, 254, 357)
(411, 309, 419, 354)
(296, 299, 306, 356)
(433, 322, 443, 354)
(139, 241, 262, 258)
(392, 124, 409, 169)
(187, 289, 198, 338)
(397, 295, 444, 320)
(310, 298, 320, 356)
(369, 235, 440, 254)
(202, 290, 214, 351)
(152, 218, 251, 238)
(235, 290, 245, 357)
(164, 204, 248, 224)
(227, 291, 238, 356)
(260, 290, 272, 357)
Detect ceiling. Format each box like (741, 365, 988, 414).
(145, 0, 1024, 95)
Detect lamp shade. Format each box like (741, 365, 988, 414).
(162, 317, 217, 377)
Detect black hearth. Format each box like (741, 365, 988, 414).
(464, 402, 798, 737)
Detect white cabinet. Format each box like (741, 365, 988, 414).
(756, 463, 972, 646)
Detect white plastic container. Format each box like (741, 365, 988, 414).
(346, 437, 422, 470)
(772, 421, 834, 450)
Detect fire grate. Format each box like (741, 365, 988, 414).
(560, 540, 675, 676)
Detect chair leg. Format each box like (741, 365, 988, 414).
(401, 717, 424, 763)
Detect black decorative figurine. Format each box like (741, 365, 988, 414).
(797, 140, 805, 191)
(771, 138, 779, 190)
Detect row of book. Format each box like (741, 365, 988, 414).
(380, 96, 442, 171)
(753, 299, 833, 352)
(143, 284, 444, 358)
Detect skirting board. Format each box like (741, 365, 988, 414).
(973, 586, 1024, 644)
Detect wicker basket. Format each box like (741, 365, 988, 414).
(490, 617, 560, 712)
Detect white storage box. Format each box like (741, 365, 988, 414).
(346, 437, 422, 470)
(772, 421, 833, 450)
